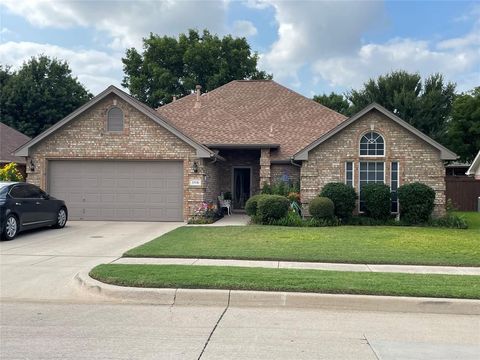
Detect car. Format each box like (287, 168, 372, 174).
(0, 182, 68, 240)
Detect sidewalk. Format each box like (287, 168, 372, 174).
(113, 257, 480, 276)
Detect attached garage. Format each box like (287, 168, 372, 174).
(48, 160, 184, 221)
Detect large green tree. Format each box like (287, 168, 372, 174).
(346, 71, 456, 142)
(446, 87, 480, 162)
(122, 29, 271, 107)
(0, 56, 92, 137)
(313, 92, 351, 115)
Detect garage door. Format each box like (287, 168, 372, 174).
(48, 161, 183, 221)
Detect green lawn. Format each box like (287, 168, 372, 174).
(90, 264, 480, 299)
(124, 212, 480, 266)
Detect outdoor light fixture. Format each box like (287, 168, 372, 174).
(29, 159, 35, 172)
(192, 161, 199, 173)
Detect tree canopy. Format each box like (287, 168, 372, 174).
(312, 71, 457, 143)
(0, 56, 92, 137)
(446, 87, 480, 162)
(313, 92, 350, 115)
(122, 29, 271, 107)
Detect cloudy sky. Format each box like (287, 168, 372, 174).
(1, 0, 479, 96)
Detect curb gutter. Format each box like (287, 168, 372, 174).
(75, 271, 480, 315)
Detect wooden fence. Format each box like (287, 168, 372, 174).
(445, 176, 480, 211)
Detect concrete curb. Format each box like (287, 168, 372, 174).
(75, 271, 480, 315)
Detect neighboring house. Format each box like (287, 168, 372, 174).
(15, 81, 457, 221)
(466, 151, 480, 179)
(0, 122, 31, 177)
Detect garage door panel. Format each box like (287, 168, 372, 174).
(48, 161, 183, 221)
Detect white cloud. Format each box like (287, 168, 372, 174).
(232, 20, 258, 37)
(259, 0, 385, 83)
(1, 0, 229, 50)
(0, 41, 123, 94)
(313, 37, 480, 92)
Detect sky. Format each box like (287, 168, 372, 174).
(0, 0, 479, 97)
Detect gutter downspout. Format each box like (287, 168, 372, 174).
(290, 157, 301, 167)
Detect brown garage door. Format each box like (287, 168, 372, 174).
(48, 160, 183, 221)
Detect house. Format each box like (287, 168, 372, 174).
(14, 80, 457, 221)
(0, 122, 31, 177)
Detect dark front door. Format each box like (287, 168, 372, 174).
(233, 168, 251, 209)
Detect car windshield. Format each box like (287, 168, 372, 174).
(0, 185, 9, 199)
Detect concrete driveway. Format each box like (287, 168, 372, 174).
(0, 221, 183, 302)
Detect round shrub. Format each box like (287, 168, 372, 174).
(257, 195, 290, 224)
(320, 182, 357, 220)
(309, 197, 334, 220)
(397, 182, 435, 224)
(362, 183, 391, 220)
(245, 194, 266, 216)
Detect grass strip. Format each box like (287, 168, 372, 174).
(90, 264, 480, 299)
(124, 224, 480, 266)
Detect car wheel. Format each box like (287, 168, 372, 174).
(2, 215, 18, 241)
(53, 207, 68, 229)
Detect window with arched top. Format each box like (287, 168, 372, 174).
(359, 131, 384, 156)
(107, 107, 124, 132)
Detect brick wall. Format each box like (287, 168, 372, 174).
(26, 94, 204, 220)
(271, 164, 300, 185)
(301, 109, 446, 216)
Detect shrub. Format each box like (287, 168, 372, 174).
(397, 182, 435, 224)
(428, 213, 468, 229)
(269, 211, 304, 227)
(262, 181, 300, 196)
(309, 197, 334, 220)
(320, 182, 357, 220)
(257, 195, 290, 224)
(362, 183, 391, 220)
(245, 194, 267, 216)
(287, 192, 300, 204)
(0, 162, 24, 181)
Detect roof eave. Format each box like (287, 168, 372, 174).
(14, 86, 214, 159)
(293, 103, 458, 161)
(466, 151, 480, 175)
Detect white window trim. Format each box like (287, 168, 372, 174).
(390, 161, 400, 213)
(359, 131, 386, 158)
(345, 161, 354, 187)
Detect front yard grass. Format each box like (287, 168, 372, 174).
(90, 264, 480, 299)
(124, 212, 480, 266)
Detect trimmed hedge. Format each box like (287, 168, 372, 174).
(398, 182, 435, 224)
(309, 197, 334, 220)
(257, 195, 290, 224)
(245, 194, 267, 216)
(320, 182, 357, 220)
(362, 183, 391, 220)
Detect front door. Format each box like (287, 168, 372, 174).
(233, 168, 251, 209)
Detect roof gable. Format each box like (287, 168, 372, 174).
(294, 103, 458, 161)
(14, 86, 214, 158)
(0, 122, 31, 164)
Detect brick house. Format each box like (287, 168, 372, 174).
(1, 122, 31, 178)
(15, 80, 457, 221)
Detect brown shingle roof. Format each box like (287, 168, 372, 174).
(0, 122, 30, 164)
(156, 80, 347, 160)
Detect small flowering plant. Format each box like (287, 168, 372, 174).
(189, 201, 221, 224)
(0, 162, 24, 182)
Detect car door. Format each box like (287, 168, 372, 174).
(25, 184, 55, 224)
(9, 184, 37, 226)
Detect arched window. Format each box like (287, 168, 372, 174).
(107, 107, 124, 132)
(359, 131, 384, 156)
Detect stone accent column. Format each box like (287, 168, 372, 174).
(259, 148, 271, 189)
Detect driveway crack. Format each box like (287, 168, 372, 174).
(197, 290, 230, 360)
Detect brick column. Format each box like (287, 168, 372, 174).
(259, 148, 271, 189)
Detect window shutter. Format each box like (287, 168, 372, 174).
(107, 107, 124, 132)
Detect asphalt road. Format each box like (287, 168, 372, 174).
(1, 222, 479, 359)
(1, 301, 479, 360)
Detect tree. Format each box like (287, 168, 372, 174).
(122, 29, 272, 107)
(0, 56, 92, 137)
(446, 87, 480, 162)
(313, 92, 351, 115)
(346, 71, 456, 142)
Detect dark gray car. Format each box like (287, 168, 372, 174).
(0, 182, 68, 240)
